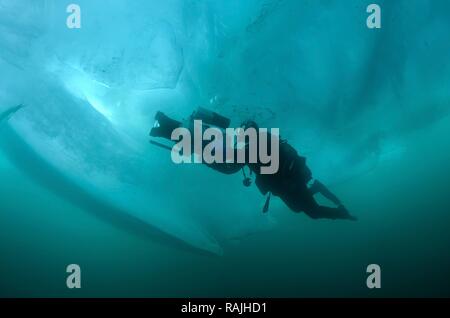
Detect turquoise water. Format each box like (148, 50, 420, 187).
(1, 0, 450, 297)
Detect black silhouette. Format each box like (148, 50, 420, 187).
(150, 108, 357, 221)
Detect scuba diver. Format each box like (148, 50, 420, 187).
(150, 107, 357, 221)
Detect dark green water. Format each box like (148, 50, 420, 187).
(1, 114, 449, 297)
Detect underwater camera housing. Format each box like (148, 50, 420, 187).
(190, 107, 231, 130)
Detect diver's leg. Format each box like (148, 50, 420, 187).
(280, 183, 356, 220)
(309, 180, 342, 206)
(298, 185, 356, 221)
(280, 185, 320, 213)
